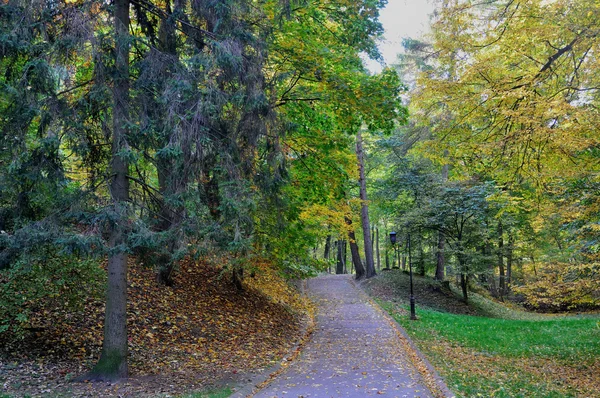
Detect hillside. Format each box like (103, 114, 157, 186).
(362, 269, 542, 320)
(0, 259, 309, 397)
(362, 270, 600, 397)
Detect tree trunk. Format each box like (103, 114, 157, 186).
(344, 240, 354, 274)
(435, 232, 445, 281)
(507, 233, 513, 292)
(485, 241, 498, 297)
(90, 0, 130, 380)
(154, 3, 186, 286)
(435, 161, 449, 281)
(385, 248, 389, 269)
(460, 272, 468, 302)
(375, 227, 381, 270)
(371, 225, 375, 255)
(324, 234, 332, 260)
(331, 240, 337, 274)
(336, 239, 344, 274)
(345, 216, 365, 279)
(356, 130, 376, 278)
(497, 221, 505, 299)
(417, 231, 425, 276)
(232, 265, 244, 291)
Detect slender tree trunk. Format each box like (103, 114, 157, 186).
(498, 221, 505, 299)
(356, 130, 376, 278)
(343, 240, 348, 274)
(371, 225, 375, 255)
(343, 241, 347, 274)
(435, 232, 445, 281)
(375, 227, 381, 270)
(324, 234, 332, 260)
(418, 231, 425, 276)
(460, 272, 468, 302)
(154, 3, 187, 286)
(385, 248, 389, 269)
(435, 161, 449, 281)
(345, 216, 365, 279)
(485, 241, 498, 297)
(90, 0, 130, 380)
(507, 233, 513, 293)
(336, 239, 344, 274)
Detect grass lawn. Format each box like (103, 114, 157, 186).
(185, 387, 233, 398)
(363, 271, 600, 397)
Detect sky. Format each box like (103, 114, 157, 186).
(365, 0, 435, 73)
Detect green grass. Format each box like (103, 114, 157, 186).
(365, 272, 600, 397)
(389, 304, 600, 362)
(181, 387, 232, 398)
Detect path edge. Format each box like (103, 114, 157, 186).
(230, 279, 315, 398)
(351, 277, 455, 398)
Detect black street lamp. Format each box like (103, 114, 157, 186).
(389, 231, 417, 320)
(389, 231, 398, 267)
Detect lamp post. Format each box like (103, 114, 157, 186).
(389, 231, 416, 320)
(389, 231, 398, 268)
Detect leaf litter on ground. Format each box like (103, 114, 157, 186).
(0, 257, 310, 397)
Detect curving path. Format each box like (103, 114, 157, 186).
(252, 274, 435, 398)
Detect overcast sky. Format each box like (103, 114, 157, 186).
(365, 0, 435, 73)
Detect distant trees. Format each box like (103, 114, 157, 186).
(374, 0, 600, 308)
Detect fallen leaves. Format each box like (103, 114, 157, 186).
(0, 257, 309, 397)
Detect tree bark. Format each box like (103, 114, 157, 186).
(485, 241, 498, 297)
(345, 216, 365, 279)
(90, 0, 130, 380)
(385, 248, 389, 269)
(356, 130, 376, 278)
(506, 233, 514, 293)
(435, 162, 449, 281)
(497, 221, 505, 299)
(375, 226, 381, 270)
(435, 232, 445, 281)
(324, 234, 332, 260)
(460, 272, 468, 302)
(417, 231, 425, 276)
(336, 239, 344, 274)
(154, 2, 186, 286)
(371, 225, 375, 255)
(343, 240, 349, 274)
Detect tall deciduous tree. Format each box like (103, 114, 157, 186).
(356, 129, 376, 278)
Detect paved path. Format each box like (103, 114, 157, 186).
(253, 274, 434, 398)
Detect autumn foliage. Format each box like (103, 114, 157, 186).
(514, 262, 600, 312)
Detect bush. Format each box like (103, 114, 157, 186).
(514, 262, 600, 312)
(0, 247, 105, 336)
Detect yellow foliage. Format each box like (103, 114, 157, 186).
(514, 262, 600, 311)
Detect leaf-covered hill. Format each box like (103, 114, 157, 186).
(0, 259, 309, 397)
(361, 269, 553, 320)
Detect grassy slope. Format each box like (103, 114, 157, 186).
(362, 271, 600, 398)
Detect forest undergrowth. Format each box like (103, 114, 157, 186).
(0, 259, 310, 397)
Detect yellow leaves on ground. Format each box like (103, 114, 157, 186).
(244, 259, 313, 317)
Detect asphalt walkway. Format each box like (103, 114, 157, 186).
(252, 274, 435, 398)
